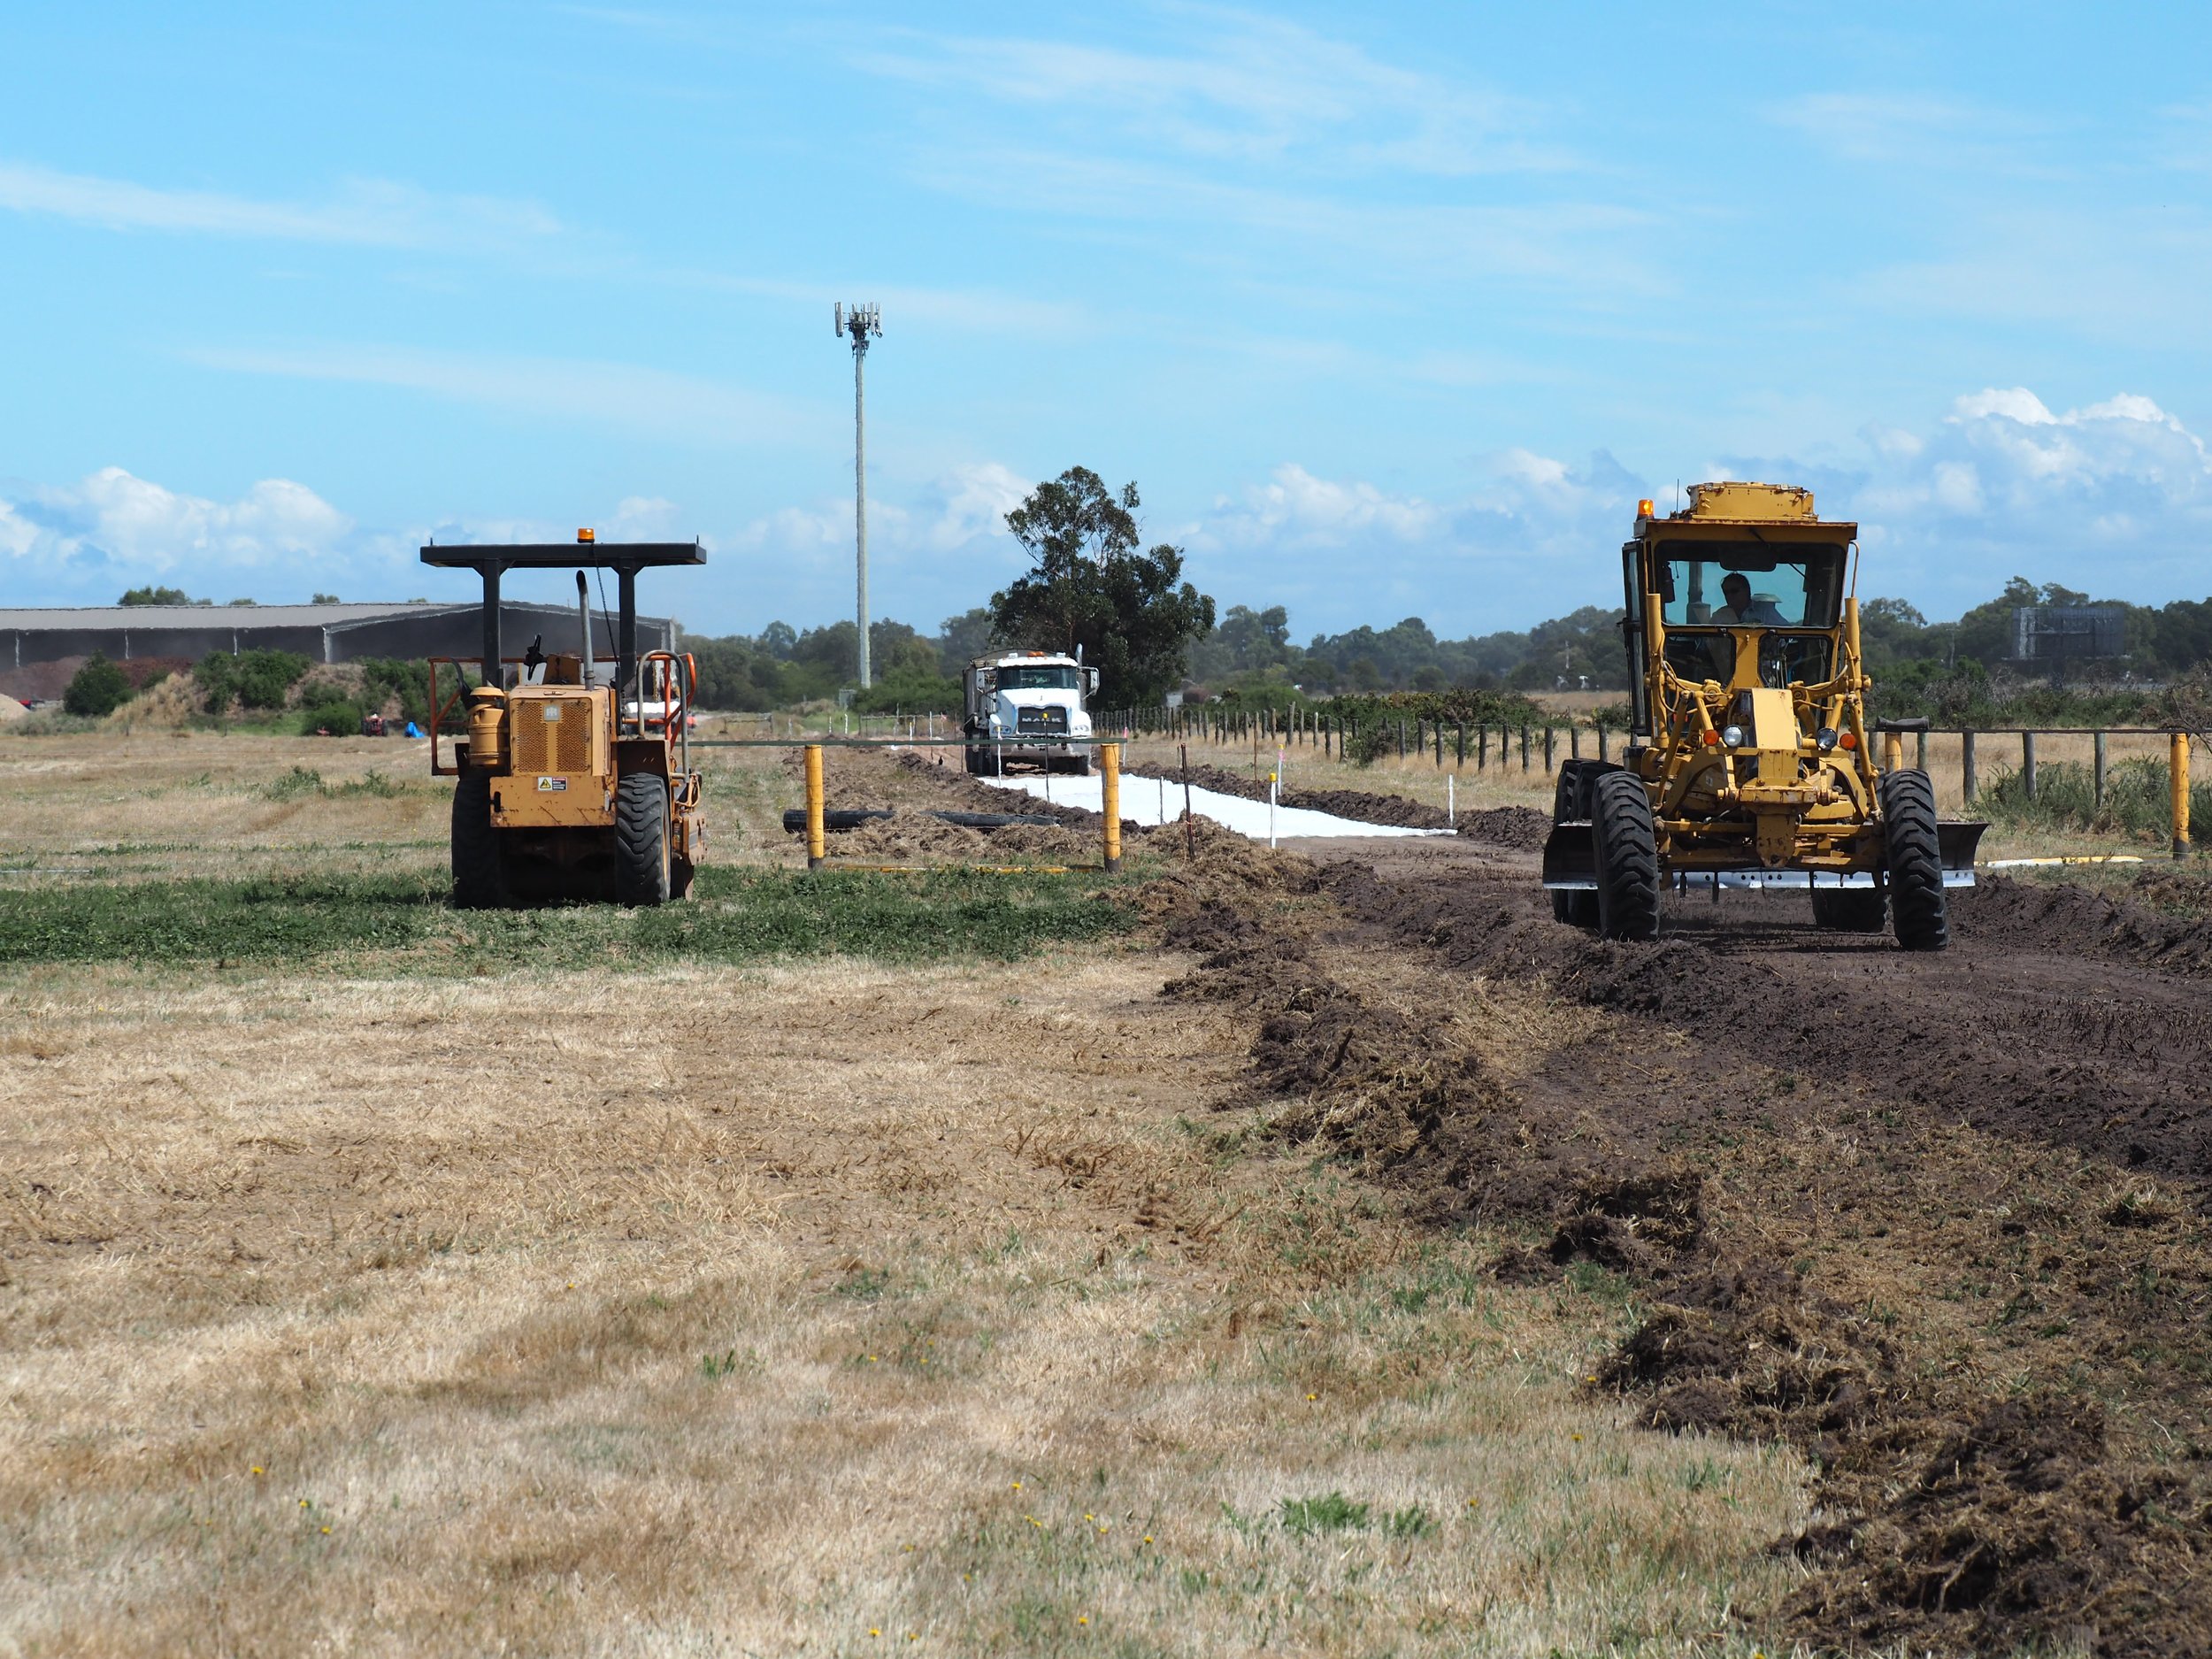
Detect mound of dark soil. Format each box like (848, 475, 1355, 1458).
(1454, 805, 1550, 849)
(1172, 851, 2212, 1658)
(1164, 762, 1455, 828)
(1319, 860, 2212, 1185)
(1966, 872, 2212, 976)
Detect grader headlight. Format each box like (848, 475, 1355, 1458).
(1721, 723, 1746, 749)
(1816, 726, 1839, 752)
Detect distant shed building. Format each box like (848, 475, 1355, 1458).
(1, 602, 678, 674)
(2011, 604, 2126, 666)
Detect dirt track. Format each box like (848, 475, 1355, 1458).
(1258, 827, 2212, 1657)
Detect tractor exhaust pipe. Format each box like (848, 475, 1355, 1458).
(575, 571, 594, 687)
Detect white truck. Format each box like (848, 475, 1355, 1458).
(962, 650, 1100, 776)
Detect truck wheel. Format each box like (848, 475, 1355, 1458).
(966, 747, 1001, 777)
(1591, 770, 1660, 941)
(1070, 754, 1093, 778)
(1810, 885, 1887, 932)
(1879, 768, 1948, 950)
(615, 772, 671, 907)
(450, 772, 508, 910)
(1550, 760, 1603, 927)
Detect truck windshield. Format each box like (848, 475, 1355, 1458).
(999, 664, 1079, 690)
(1655, 545, 1847, 629)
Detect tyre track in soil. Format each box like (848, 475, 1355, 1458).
(1286, 831, 2212, 1657)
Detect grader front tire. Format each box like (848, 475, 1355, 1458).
(1879, 768, 1949, 951)
(615, 772, 672, 908)
(1592, 770, 1661, 941)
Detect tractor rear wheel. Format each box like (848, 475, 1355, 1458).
(1591, 769, 1661, 941)
(615, 772, 672, 907)
(1550, 759, 1605, 927)
(1879, 768, 1948, 950)
(1810, 884, 1888, 932)
(449, 772, 508, 910)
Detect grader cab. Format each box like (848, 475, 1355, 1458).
(423, 535, 704, 908)
(1542, 481, 1982, 948)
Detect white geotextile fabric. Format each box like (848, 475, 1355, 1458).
(966, 769, 1453, 841)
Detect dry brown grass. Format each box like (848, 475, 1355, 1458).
(0, 735, 1812, 1655)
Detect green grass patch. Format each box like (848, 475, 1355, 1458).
(1980, 756, 2212, 841)
(0, 867, 1129, 972)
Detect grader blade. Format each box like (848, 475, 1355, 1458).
(1939, 820, 1988, 887)
(1540, 821, 1597, 890)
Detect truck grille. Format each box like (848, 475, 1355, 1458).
(512, 697, 593, 773)
(1016, 705, 1069, 734)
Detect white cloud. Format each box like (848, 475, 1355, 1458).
(185, 342, 810, 447)
(1195, 464, 1440, 551)
(0, 467, 357, 597)
(0, 160, 561, 252)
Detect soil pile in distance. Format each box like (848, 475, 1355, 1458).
(1165, 762, 1455, 828)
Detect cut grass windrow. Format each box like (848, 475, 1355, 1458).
(0, 866, 1129, 970)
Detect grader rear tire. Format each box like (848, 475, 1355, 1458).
(449, 772, 508, 910)
(1591, 769, 1660, 941)
(1810, 885, 1888, 932)
(1879, 768, 1948, 950)
(615, 772, 672, 908)
(1549, 759, 1605, 928)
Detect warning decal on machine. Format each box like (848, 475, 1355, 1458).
(536, 776, 568, 792)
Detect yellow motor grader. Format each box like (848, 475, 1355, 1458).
(1541, 481, 1982, 948)
(423, 534, 704, 908)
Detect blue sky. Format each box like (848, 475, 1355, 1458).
(4, 2, 2210, 638)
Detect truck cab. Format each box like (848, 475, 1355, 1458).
(963, 651, 1099, 775)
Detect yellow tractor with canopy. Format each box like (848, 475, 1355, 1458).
(1541, 482, 1982, 948)
(423, 534, 703, 908)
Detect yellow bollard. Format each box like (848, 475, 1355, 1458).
(1881, 731, 1902, 775)
(804, 743, 826, 871)
(1101, 742, 1122, 872)
(2173, 732, 2191, 861)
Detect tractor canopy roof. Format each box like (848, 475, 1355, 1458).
(420, 541, 705, 572)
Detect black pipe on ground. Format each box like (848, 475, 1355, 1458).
(780, 808, 1063, 834)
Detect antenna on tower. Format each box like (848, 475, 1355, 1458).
(836, 301, 883, 688)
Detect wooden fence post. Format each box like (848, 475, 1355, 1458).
(2094, 730, 2108, 809)
(2023, 731, 2038, 803)
(1543, 726, 1555, 772)
(1962, 729, 1978, 803)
